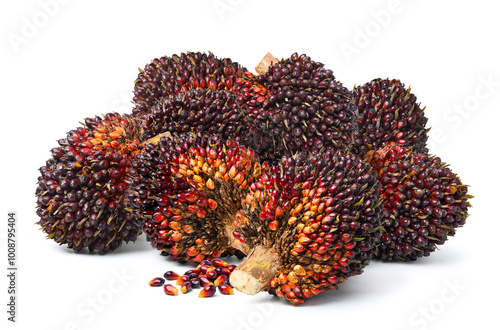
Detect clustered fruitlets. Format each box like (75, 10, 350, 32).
(127, 133, 258, 262)
(36, 113, 143, 253)
(369, 144, 471, 261)
(230, 149, 382, 305)
(132, 51, 246, 120)
(35, 50, 472, 306)
(352, 78, 429, 157)
(235, 53, 357, 163)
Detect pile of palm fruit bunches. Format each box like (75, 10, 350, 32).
(35, 51, 472, 305)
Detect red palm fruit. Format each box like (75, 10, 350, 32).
(180, 282, 192, 294)
(198, 285, 216, 298)
(352, 78, 429, 157)
(132, 52, 248, 119)
(218, 284, 234, 295)
(369, 144, 472, 261)
(163, 271, 179, 281)
(35, 113, 143, 253)
(127, 133, 262, 263)
(230, 148, 383, 305)
(233, 52, 356, 163)
(214, 275, 228, 287)
(163, 284, 179, 295)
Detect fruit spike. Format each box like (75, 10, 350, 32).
(230, 148, 383, 304)
(352, 78, 429, 157)
(368, 144, 472, 261)
(234, 52, 357, 163)
(140, 88, 257, 152)
(35, 113, 143, 253)
(132, 51, 247, 120)
(127, 132, 261, 262)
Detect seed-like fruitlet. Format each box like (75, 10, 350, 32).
(230, 148, 383, 305)
(163, 271, 180, 281)
(205, 269, 217, 281)
(180, 281, 193, 294)
(163, 284, 179, 296)
(214, 275, 228, 287)
(149, 277, 165, 287)
(198, 276, 213, 288)
(190, 278, 200, 288)
(176, 275, 189, 286)
(369, 144, 472, 261)
(198, 285, 216, 298)
(211, 258, 228, 268)
(218, 284, 234, 295)
(35, 113, 143, 253)
(352, 78, 429, 157)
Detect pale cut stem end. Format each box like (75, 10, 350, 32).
(229, 245, 281, 295)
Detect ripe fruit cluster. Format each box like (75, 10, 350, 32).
(36, 113, 143, 253)
(35, 51, 472, 305)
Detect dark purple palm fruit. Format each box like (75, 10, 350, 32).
(140, 88, 256, 151)
(132, 51, 247, 120)
(369, 144, 472, 261)
(230, 148, 383, 305)
(234, 53, 357, 164)
(352, 78, 429, 157)
(35, 113, 143, 253)
(126, 132, 260, 263)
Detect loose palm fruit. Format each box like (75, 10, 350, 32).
(35, 113, 143, 253)
(234, 52, 357, 163)
(218, 284, 234, 295)
(163, 284, 179, 295)
(198, 285, 216, 298)
(369, 144, 472, 261)
(230, 148, 382, 305)
(180, 282, 193, 294)
(352, 78, 429, 157)
(149, 277, 165, 287)
(163, 271, 179, 281)
(127, 132, 260, 262)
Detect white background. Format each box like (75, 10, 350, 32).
(1, 1, 499, 330)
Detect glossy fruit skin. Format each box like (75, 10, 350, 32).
(235, 148, 383, 304)
(198, 285, 216, 298)
(370, 144, 471, 261)
(352, 78, 429, 157)
(35, 113, 143, 253)
(132, 51, 247, 120)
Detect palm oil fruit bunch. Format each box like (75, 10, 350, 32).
(127, 132, 260, 262)
(132, 51, 247, 120)
(149, 258, 236, 297)
(368, 144, 471, 261)
(35, 113, 143, 253)
(352, 78, 429, 157)
(229, 148, 382, 305)
(140, 88, 255, 150)
(234, 52, 357, 163)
